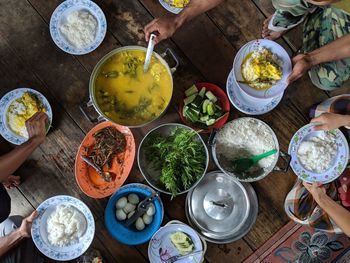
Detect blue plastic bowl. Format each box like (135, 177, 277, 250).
(104, 183, 164, 245)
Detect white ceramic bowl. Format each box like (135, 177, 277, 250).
(233, 39, 292, 99)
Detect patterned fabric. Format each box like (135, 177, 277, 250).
(285, 95, 350, 233)
(270, 0, 350, 90)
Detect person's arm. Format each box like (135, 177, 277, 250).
(310, 112, 350, 131)
(0, 112, 48, 182)
(288, 33, 350, 83)
(0, 211, 37, 257)
(144, 0, 224, 44)
(303, 182, 350, 236)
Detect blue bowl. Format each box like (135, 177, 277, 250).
(104, 183, 164, 245)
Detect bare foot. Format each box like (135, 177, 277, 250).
(262, 15, 287, 41)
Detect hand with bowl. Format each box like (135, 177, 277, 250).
(144, 0, 223, 44)
(311, 112, 350, 131)
(303, 181, 350, 237)
(262, 0, 350, 90)
(0, 211, 42, 261)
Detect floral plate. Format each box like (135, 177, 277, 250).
(148, 223, 203, 263)
(226, 70, 283, 115)
(31, 195, 95, 261)
(0, 88, 53, 145)
(50, 0, 107, 55)
(158, 0, 188, 14)
(288, 124, 349, 184)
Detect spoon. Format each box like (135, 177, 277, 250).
(144, 33, 157, 73)
(80, 155, 115, 182)
(231, 149, 278, 173)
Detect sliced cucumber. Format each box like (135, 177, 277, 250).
(202, 99, 210, 114)
(206, 119, 216, 126)
(205, 91, 218, 102)
(185, 85, 198, 97)
(191, 95, 203, 108)
(198, 87, 206, 97)
(184, 94, 196, 105)
(207, 102, 215, 116)
(170, 232, 189, 244)
(200, 115, 209, 122)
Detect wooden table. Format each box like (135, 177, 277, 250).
(0, 0, 345, 262)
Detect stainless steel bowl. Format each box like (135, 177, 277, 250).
(186, 171, 258, 243)
(138, 123, 209, 195)
(80, 46, 178, 127)
(210, 117, 291, 182)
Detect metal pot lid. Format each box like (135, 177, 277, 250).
(186, 177, 258, 244)
(187, 171, 250, 236)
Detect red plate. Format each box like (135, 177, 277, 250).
(75, 121, 135, 198)
(179, 82, 230, 133)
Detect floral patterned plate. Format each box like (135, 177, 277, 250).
(50, 0, 107, 55)
(226, 70, 283, 115)
(148, 223, 203, 263)
(288, 124, 349, 184)
(158, 0, 189, 14)
(0, 88, 53, 145)
(31, 195, 95, 261)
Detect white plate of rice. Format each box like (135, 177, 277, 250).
(50, 0, 107, 55)
(31, 195, 95, 261)
(288, 124, 349, 184)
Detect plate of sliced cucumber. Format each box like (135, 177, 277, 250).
(148, 223, 203, 263)
(179, 83, 230, 133)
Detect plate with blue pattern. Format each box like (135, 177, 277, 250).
(50, 0, 107, 55)
(288, 124, 349, 184)
(226, 70, 283, 115)
(31, 195, 95, 261)
(158, 0, 188, 14)
(0, 88, 53, 145)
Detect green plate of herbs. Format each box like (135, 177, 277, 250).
(137, 123, 209, 197)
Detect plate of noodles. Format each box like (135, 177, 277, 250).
(233, 39, 292, 99)
(31, 195, 95, 261)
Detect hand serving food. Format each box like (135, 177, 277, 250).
(311, 112, 350, 131)
(25, 112, 48, 145)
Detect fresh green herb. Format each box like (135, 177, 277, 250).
(145, 128, 206, 197)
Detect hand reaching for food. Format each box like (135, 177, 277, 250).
(311, 112, 350, 131)
(287, 54, 313, 84)
(3, 175, 20, 189)
(144, 16, 180, 44)
(25, 112, 48, 145)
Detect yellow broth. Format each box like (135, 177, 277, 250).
(94, 50, 172, 126)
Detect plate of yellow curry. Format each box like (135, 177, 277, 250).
(0, 88, 53, 145)
(233, 39, 292, 99)
(87, 46, 175, 127)
(159, 0, 190, 14)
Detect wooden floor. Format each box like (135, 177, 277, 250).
(1, 0, 348, 262)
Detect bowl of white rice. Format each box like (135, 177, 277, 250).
(210, 117, 290, 182)
(288, 124, 349, 184)
(31, 195, 95, 261)
(50, 0, 107, 55)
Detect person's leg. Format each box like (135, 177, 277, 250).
(262, 0, 314, 40)
(0, 217, 44, 263)
(304, 6, 350, 90)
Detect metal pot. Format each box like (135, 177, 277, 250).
(80, 46, 179, 127)
(209, 117, 291, 182)
(138, 123, 209, 196)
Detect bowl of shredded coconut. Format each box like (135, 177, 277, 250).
(289, 124, 349, 184)
(31, 195, 95, 261)
(211, 117, 284, 182)
(50, 0, 107, 55)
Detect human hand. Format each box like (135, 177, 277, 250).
(18, 211, 38, 238)
(144, 16, 180, 44)
(311, 112, 350, 131)
(287, 54, 314, 84)
(25, 112, 48, 145)
(3, 175, 20, 189)
(303, 181, 327, 203)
